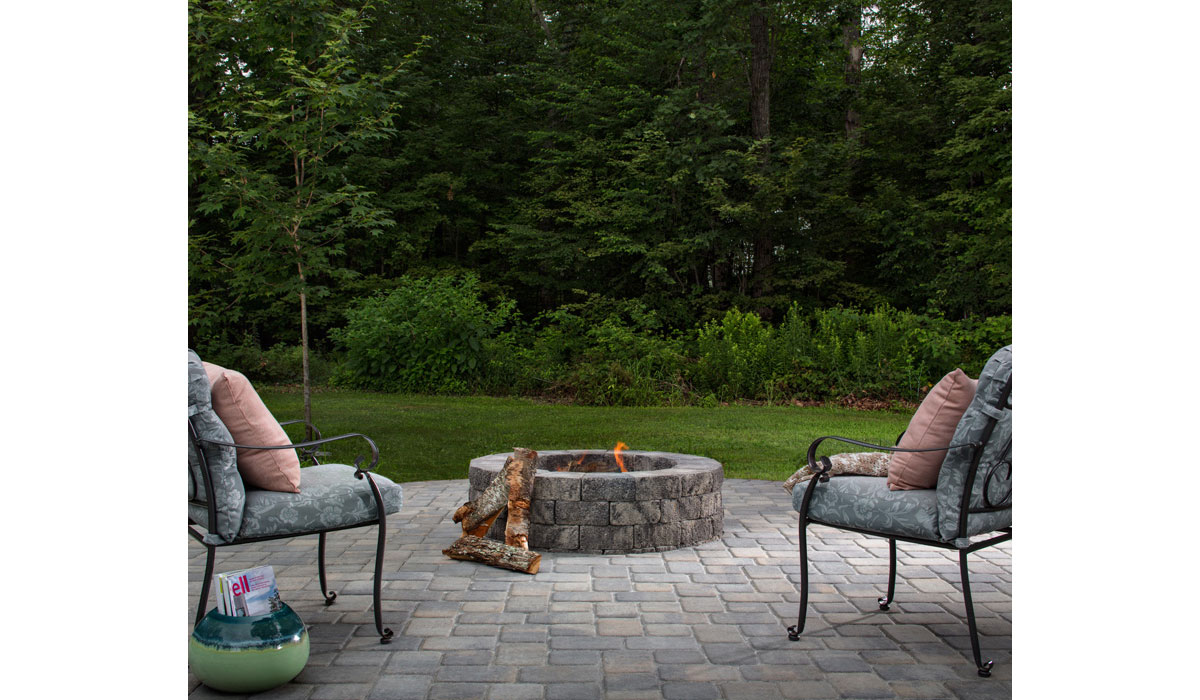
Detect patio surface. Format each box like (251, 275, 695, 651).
(188, 478, 1012, 699)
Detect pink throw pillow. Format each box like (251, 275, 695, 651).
(887, 369, 977, 491)
(203, 362, 302, 494)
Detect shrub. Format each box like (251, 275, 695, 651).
(566, 313, 688, 406)
(332, 274, 516, 393)
(493, 297, 689, 406)
(692, 309, 778, 401)
(691, 305, 1012, 403)
(195, 337, 336, 385)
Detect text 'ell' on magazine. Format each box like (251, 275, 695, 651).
(214, 565, 283, 616)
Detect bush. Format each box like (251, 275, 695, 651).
(565, 313, 688, 406)
(691, 305, 1012, 403)
(195, 337, 336, 385)
(692, 309, 777, 401)
(332, 274, 516, 393)
(486, 297, 689, 406)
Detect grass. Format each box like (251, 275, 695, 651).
(261, 389, 912, 484)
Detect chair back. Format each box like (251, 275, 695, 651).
(188, 349, 245, 544)
(935, 345, 1012, 543)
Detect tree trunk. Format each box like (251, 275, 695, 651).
(749, 1, 773, 309)
(749, 4, 771, 151)
(299, 286, 312, 440)
(529, 1, 554, 46)
(843, 3, 863, 140)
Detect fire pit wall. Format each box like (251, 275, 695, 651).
(467, 450, 724, 554)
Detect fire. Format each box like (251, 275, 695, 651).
(550, 444, 631, 473)
(563, 452, 587, 471)
(614, 442, 629, 472)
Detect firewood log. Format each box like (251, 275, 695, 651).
(504, 447, 537, 550)
(454, 456, 515, 536)
(441, 535, 542, 574)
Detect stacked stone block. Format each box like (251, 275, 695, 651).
(467, 451, 724, 554)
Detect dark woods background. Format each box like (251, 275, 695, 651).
(188, 0, 1011, 405)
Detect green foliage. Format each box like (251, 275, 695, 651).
(189, 0, 413, 354)
(190, 0, 1012, 381)
(332, 274, 516, 393)
(859, 0, 1012, 318)
(196, 338, 338, 386)
(694, 310, 777, 402)
(239, 289, 1010, 408)
(691, 305, 1011, 402)
(485, 297, 689, 407)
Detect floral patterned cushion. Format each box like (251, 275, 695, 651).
(793, 475, 939, 540)
(936, 345, 1012, 543)
(222, 463, 403, 540)
(188, 349, 246, 545)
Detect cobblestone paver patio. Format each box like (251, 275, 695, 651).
(188, 478, 1012, 699)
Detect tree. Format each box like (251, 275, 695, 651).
(189, 0, 409, 429)
(188, 0, 1012, 369)
(858, 0, 1012, 318)
(748, 0, 775, 307)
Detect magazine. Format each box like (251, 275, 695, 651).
(213, 565, 283, 616)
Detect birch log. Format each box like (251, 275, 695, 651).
(454, 456, 515, 536)
(504, 447, 538, 550)
(442, 535, 542, 574)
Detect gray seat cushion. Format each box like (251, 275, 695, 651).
(233, 464, 403, 540)
(793, 476, 939, 541)
(188, 349, 245, 544)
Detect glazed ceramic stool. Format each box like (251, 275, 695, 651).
(189, 604, 310, 692)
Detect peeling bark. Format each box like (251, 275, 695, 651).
(442, 535, 542, 574)
(504, 447, 537, 549)
(454, 455, 514, 536)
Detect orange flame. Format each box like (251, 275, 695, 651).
(614, 442, 629, 472)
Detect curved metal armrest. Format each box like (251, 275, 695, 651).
(278, 419, 324, 440)
(196, 432, 381, 474)
(278, 420, 325, 463)
(804, 435, 980, 477)
(794, 434, 979, 522)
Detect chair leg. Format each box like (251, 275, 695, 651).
(195, 545, 216, 628)
(318, 532, 338, 606)
(878, 537, 897, 610)
(787, 518, 810, 640)
(959, 548, 994, 677)
(372, 514, 393, 644)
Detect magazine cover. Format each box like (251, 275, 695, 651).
(214, 565, 283, 616)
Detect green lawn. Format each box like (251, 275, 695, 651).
(260, 389, 912, 484)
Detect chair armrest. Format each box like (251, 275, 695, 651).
(278, 419, 324, 441)
(805, 435, 980, 474)
(196, 432, 382, 475)
(278, 420, 325, 463)
(793, 434, 978, 521)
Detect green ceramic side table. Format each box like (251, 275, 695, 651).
(188, 603, 310, 693)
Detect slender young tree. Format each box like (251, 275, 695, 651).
(190, 0, 409, 431)
(748, 0, 773, 306)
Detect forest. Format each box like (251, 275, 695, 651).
(188, 0, 1011, 406)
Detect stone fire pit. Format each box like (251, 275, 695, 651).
(467, 450, 724, 554)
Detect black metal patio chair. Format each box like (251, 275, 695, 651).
(787, 345, 1011, 677)
(187, 350, 402, 643)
